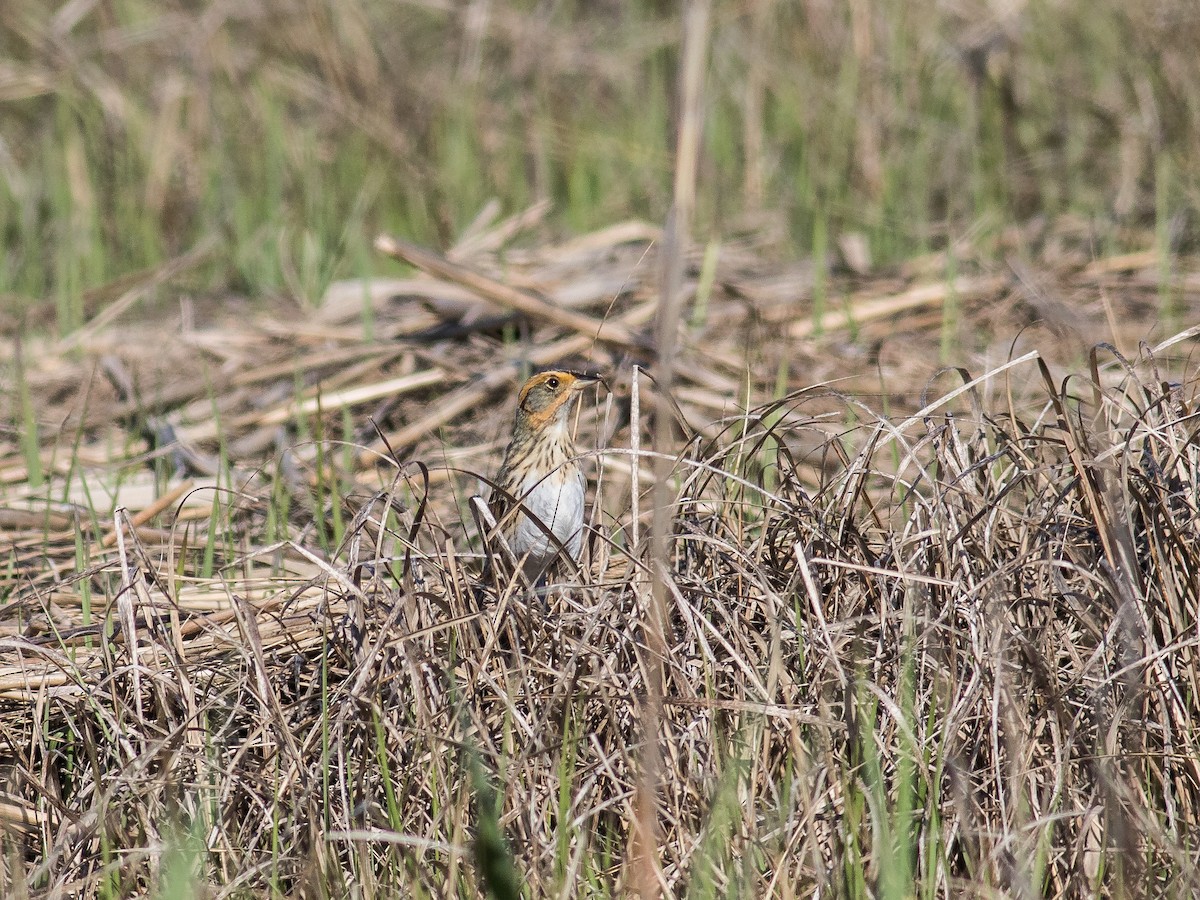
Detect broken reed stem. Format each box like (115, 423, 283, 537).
(630, 366, 642, 551)
(112, 507, 144, 725)
(789, 273, 1008, 338)
(100, 479, 194, 547)
(636, 2, 711, 897)
(374, 233, 646, 349)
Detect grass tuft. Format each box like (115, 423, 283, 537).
(2, 250, 1200, 894)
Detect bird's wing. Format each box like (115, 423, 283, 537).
(485, 481, 516, 537)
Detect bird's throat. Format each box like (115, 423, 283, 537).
(520, 391, 574, 435)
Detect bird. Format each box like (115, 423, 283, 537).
(482, 369, 602, 586)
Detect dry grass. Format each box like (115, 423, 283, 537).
(6, 1, 1200, 896)
(2, 216, 1200, 897)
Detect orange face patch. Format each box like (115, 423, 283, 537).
(520, 375, 576, 430)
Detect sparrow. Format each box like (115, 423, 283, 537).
(483, 369, 602, 585)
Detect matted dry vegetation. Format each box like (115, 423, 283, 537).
(2, 215, 1200, 897)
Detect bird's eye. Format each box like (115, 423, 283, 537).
(546, 376, 560, 390)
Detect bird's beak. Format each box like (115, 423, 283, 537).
(571, 372, 606, 391)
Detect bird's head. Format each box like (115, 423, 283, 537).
(514, 370, 604, 433)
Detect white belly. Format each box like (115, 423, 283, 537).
(511, 468, 585, 569)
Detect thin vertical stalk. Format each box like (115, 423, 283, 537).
(633, 2, 711, 897)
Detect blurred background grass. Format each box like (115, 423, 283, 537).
(1, 0, 1198, 330)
